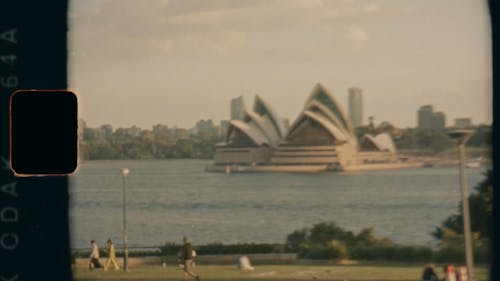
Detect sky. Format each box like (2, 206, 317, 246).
(69, 0, 492, 130)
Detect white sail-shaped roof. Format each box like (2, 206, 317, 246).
(360, 133, 396, 152)
(224, 84, 359, 149)
(253, 95, 285, 139)
(243, 109, 281, 145)
(303, 111, 348, 143)
(287, 110, 348, 144)
(224, 95, 284, 147)
(226, 119, 270, 146)
(305, 100, 358, 146)
(372, 133, 396, 152)
(285, 84, 358, 147)
(304, 83, 354, 134)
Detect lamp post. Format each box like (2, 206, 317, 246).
(446, 129, 475, 281)
(121, 168, 130, 272)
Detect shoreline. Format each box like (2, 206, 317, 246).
(206, 162, 428, 173)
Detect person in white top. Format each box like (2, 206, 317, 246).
(89, 240, 103, 270)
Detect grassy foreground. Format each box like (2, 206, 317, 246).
(73, 264, 489, 281)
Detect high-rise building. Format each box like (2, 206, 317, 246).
(348, 87, 363, 128)
(195, 119, 218, 140)
(432, 112, 445, 130)
(454, 118, 472, 129)
(417, 105, 434, 130)
(417, 105, 446, 130)
(230, 96, 245, 120)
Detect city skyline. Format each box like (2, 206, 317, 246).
(69, 0, 492, 129)
(78, 98, 485, 132)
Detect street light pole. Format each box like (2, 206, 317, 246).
(121, 168, 130, 272)
(447, 130, 475, 281)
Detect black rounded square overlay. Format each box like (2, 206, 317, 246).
(10, 90, 78, 175)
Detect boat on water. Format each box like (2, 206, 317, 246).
(466, 157, 482, 169)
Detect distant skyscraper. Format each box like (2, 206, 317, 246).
(194, 119, 218, 140)
(417, 105, 446, 130)
(432, 112, 445, 130)
(417, 105, 434, 130)
(348, 87, 363, 128)
(230, 96, 245, 120)
(454, 118, 472, 129)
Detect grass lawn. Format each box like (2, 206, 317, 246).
(73, 264, 490, 281)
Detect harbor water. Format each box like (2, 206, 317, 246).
(69, 159, 487, 249)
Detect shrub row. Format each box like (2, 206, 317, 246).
(349, 245, 433, 262)
(300, 244, 490, 264)
(72, 243, 490, 264)
(160, 242, 286, 256)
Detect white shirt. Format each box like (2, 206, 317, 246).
(90, 243, 100, 259)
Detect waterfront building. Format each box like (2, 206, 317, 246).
(348, 87, 363, 128)
(214, 95, 285, 165)
(271, 83, 357, 166)
(270, 84, 396, 167)
(230, 96, 245, 120)
(211, 83, 400, 171)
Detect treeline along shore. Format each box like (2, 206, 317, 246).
(78, 121, 491, 161)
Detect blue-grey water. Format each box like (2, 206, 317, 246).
(69, 159, 487, 249)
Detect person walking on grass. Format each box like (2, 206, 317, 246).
(89, 240, 103, 270)
(421, 263, 438, 281)
(178, 236, 200, 281)
(104, 239, 120, 271)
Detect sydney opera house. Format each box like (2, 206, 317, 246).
(209, 84, 419, 172)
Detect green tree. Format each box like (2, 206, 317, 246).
(327, 240, 349, 259)
(308, 222, 355, 245)
(287, 221, 394, 260)
(85, 140, 123, 159)
(432, 170, 493, 245)
(171, 139, 194, 158)
(467, 125, 491, 147)
(285, 228, 308, 252)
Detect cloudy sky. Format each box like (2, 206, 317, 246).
(69, 0, 492, 129)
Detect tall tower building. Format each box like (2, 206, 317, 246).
(417, 105, 445, 130)
(417, 105, 434, 130)
(348, 87, 363, 128)
(432, 112, 445, 130)
(230, 96, 245, 120)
